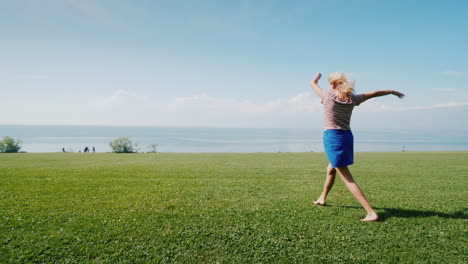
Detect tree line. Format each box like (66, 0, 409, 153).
(0, 136, 156, 153)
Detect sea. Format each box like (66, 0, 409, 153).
(1, 125, 467, 153)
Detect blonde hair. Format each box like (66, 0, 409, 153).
(328, 72, 355, 100)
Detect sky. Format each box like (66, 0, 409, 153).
(1, 0, 467, 130)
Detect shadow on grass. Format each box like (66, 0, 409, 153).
(334, 205, 467, 221)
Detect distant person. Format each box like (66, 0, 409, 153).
(309, 72, 404, 222)
(62, 147, 65, 153)
(93, 146, 95, 153)
(84, 146, 89, 153)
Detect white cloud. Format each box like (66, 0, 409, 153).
(420, 102, 468, 109)
(180, 92, 321, 115)
(96, 89, 149, 105)
(358, 100, 468, 113)
(92, 90, 468, 127)
(89, 91, 323, 127)
(440, 70, 468, 76)
(99, 91, 322, 115)
(3, 90, 466, 128)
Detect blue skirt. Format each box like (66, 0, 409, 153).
(324, 129, 354, 168)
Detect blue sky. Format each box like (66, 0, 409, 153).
(1, 0, 467, 130)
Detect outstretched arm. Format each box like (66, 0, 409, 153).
(362, 90, 405, 102)
(309, 72, 324, 97)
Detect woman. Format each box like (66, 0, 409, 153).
(310, 72, 404, 221)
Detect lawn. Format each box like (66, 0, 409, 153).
(0, 152, 466, 263)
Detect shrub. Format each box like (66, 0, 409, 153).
(148, 144, 158, 153)
(0, 136, 23, 153)
(109, 137, 138, 153)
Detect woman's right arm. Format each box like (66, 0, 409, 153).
(309, 72, 324, 97)
(362, 90, 405, 102)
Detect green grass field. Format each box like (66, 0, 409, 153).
(0, 152, 466, 263)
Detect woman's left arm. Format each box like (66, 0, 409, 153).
(309, 72, 324, 97)
(362, 90, 405, 102)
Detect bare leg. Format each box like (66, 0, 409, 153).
(335, 166, 379, 222)
(314, 163, 336, 205)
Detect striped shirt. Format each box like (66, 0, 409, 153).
(321, 90, 364, 131)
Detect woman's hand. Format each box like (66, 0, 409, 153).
(312, 72, 322, 83)
(309, 72, 324, 97)
(391, 90, 405, 99)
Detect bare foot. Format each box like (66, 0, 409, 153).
(313, 200, 326, 206)
(360, 212, 379, 222)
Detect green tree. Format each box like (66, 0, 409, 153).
(109, 137, 138, 153)
(0, 136, 23, 153)
(148, 144, 158, 153)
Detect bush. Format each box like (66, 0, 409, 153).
(109, 137, 138, 153)
(148, 144, 158, 153)
(0, 136, 23, 153)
